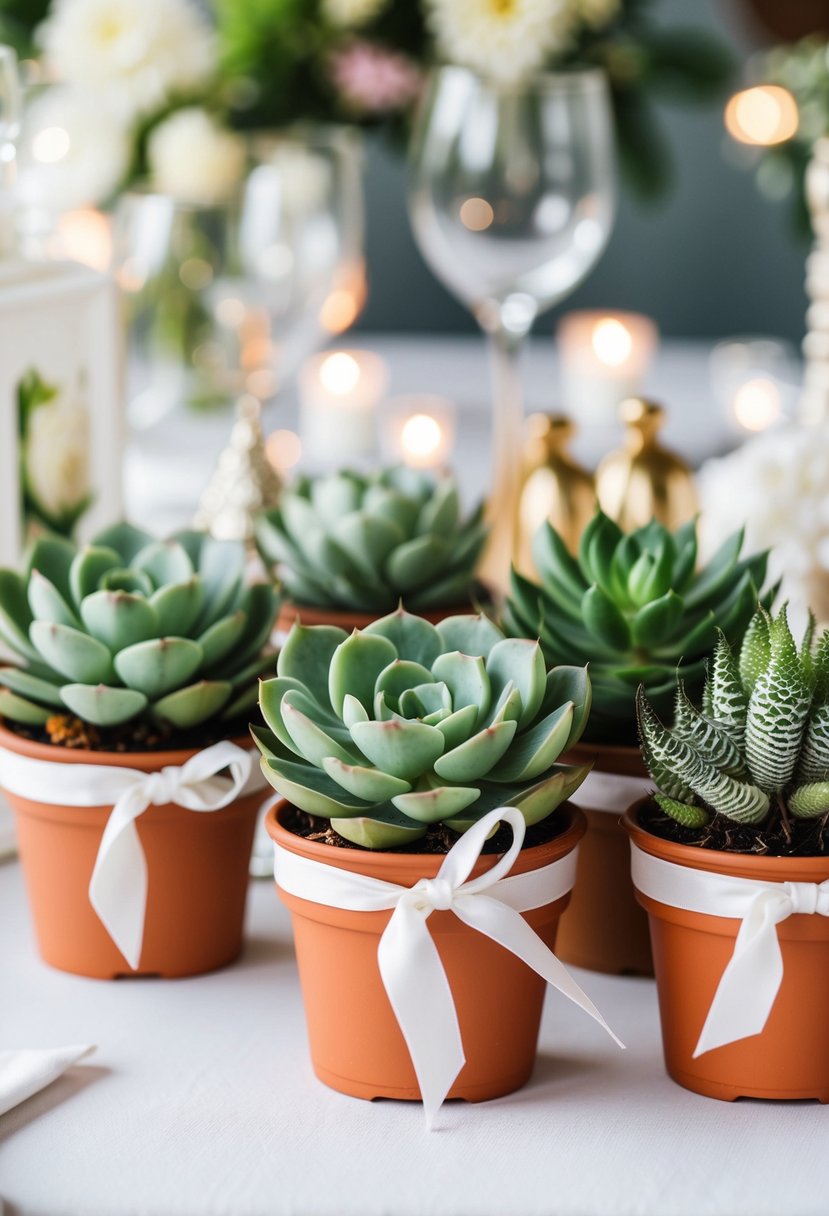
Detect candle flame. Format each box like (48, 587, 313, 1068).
(725, 86, 798, 147)
(733, 377, 781, 431)
(592, 318, 633, 368)
(320, 351, 361, 396)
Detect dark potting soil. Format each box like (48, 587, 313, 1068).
(640, 799, 829, 858)
(282, 804, 568, 855)
(2, 713, 253, 754)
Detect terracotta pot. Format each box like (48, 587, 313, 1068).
(267, 800, 585, 1103)
(276, 591, 494, 637)
(626, 797, 829, 1102)
(554, 741, 652, 976)
(0, 724, 261, 980)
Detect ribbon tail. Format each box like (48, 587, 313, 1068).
(377, 902, 465, 1131)
(456, 897, 624, 1049)
(693, 893, 786, 1058)
(88, 791, 149, 970)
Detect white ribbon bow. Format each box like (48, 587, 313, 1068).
(0, 741, 267, 969)
(275, 806, 623, 1129)
(630, 842, 829, 1057)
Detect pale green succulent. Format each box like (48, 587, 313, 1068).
(253, 608, 591, 848)
(504, 509, 774, 743)
(638, 606, 829, 829)
(255, 466, 488, 613)
(0, 524, 278, 730)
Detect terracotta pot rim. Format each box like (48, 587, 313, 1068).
(0, 721, 253, 772)
(624, 795, 829, 879)
(278, 585, 495, 628)
(566, 739, 647, 778)
(266, 798, 585, 880)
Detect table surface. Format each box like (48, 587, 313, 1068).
(3, 856, 828, 1216)
(125, 334, 741, 535)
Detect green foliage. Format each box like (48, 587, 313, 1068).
(256, 467, 487, 614)
(504, 510, 773, 743)
(638, 606, 829, 830)
(0, 525, 278, 731)
(254, 608, 591, 848)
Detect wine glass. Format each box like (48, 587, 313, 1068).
(408, 66, 615, 583)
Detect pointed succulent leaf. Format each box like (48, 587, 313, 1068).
(151, 577, 204, 637)
(532, 522, 589, 603)
(434, 702, 478, 751)
(330, 512, 403, 584)
(416, 478, 459, 536)
(362, 609, 442, 668)
(260, 676, 316, 753)
(342, 692, 370, 730)
(486, 638, 545, 728)
(399, 681, 451, 719)
(24, 536, 76, 603)
(433, 719, 517, 782)
(485, 702, 574, 782)
(0, 687, 51, 724)
(28, 570, 81, 629)
(197, 610, 247, 669)
(539, 665, 591, 750)
(652, 610, 716, 661)
(709, 630, 748, 744)
(325, 630, 397, 718)
(363, 485, 420, 534)
(789, 782, 829, 818)
(0, 666, 64, 707)
(30, 621, 114, 684)
(671, 683, 745, 775)
(100, 567, 154, 596)
(278, 623, 348, 712)
(671, 520, 698, 593)
(331, 808, 427, 849)
(578, 511, 621, 589)
(92, 523, 155, 564)
(153, 680, 232, 727)
(114, 637, 202, 698)
(0, 569, 38, 660)
(80, 590, 158, 653)
(436, 613, 504, 659)
(745, 607, 811, 793)
(483, 681, 523, 729)
(739, 609, 771, 695)
(432, 651, 491, 724)
(508, 762, 591, 826)
(392, 780, 480, 824)
(68, 546, 121, 606)
(654, 792, 710, 828)
(322, 756, 411, 801)
(581, 585, 631, 652)
(261, 755, 373, 817)
(375, 660, 434, 711)
(60, 683, 148, 726)
(282, 693, 360, 767)
(797, 700, 829, 784)
(384, 535, 451, 592)
(131, 539, 194, 591)
(684, 528, 745, 610)
(310, 472, 363, 526)
(350, 718, 445, 781)
(631, 591, 683, 649)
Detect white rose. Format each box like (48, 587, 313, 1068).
(39, 0, 215, 119)
(24, 390, 91, 523)
(148, 108, 247, 206)
(18, 86, 130, 210)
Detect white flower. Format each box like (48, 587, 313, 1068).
(148, 108, 246, 206)
(323, 0, 388, 27)
(698, 424, 829, 625)
(566, 0, 620, 30)
(18, 86, 130, 210)
(39, 0, 215, 119)
(24, 388, 90, 524)
(425, 0, 572, 84)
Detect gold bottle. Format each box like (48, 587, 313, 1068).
(596, 397, 697, 531)
(515, 413, 595, 573)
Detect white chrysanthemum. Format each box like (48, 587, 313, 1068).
(24, 389, 90, 523)
(323, 0, 388, 28)
(148, 108, 246, 206)
(39, 0, 215, 118)
(425, 0, 572, 84)
(698, 424, 829, 626)
(18, 86, 130, 210)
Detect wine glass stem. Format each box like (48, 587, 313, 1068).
(482, 323, 527, 590)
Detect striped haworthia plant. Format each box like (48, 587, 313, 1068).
(637, 605, 829, 829)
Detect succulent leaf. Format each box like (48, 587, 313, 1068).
(738, 608, 771, 695)
(152, 680, 232, 728)
(789, 783, 829, 818)
(745, 607, 811, 792)
(654, 792, 710, 828)
(60, 683, 148, 726)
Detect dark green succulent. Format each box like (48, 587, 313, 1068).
(253, 608, 591, 848)
(504, 510, 775, 744)
(255, 466, 488, 614)
(639, 606, 829, 830)
(0, 524, 278, 730)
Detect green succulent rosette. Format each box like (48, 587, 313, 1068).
(0, 523, 278, 730)
(255, 466, 488, 614)
(254, 608, 591, 849)
(504, 510, 775, 744)
(638, 606, 829, 830)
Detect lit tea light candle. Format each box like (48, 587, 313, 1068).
(710, 337, 796, 434)
(265, 428, 303, 472)
(299, 348, 387, 464)
(383, 395, 455, 469)
(557, 310, 658, 424)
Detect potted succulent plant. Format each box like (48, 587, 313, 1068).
(504, 508, 774, 975)
(255, 608, 620, 1121)
(255, 466, 489, 635)
(628, 605, 829, 1101)
(0, 523, 277, 979)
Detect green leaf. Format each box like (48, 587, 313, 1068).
(27, 570, 81, 629)
(92, 523, 154, 564)
(329, 511, 403, 586)
(684, 528, 745, 611)
(436, 612, 504, 659)
(80, 590, 158, 653)
(310, 472, 363, 527)
(322, 756, 411, 801)
(433, 719, 517, 782)
(350, 718, 445, 781)
(532, 521, 588, 603)
(328, 631, 398, 717)
(581, 585, 631, 652)
(739, 609, 771, 695)
(60, 683, 148, 726)
(364, 609, 443, 668)
(363, 485, 420, 534)
(259, 676, 315, 754)
(0, 569, 38, 661)
(432, 651, 491, 724)
(69, 545, 121, 606)
(631, 591, 684, 649)
(434, 702, 478, 751)
(0, 687, 51, 725)
(582, 511, 624, 595)
(153, 680, 232, 727)
(790, 783, 829, 819)
(375, 660, 434, 711)
(277, 623, 348, 712)
(261, 755, 371, 817)
(100, 568, 154, 596)
(385, 535, 451, 592)
(745, 606, 811, 793)
(392, 781, 480, 824)
(114, 637, 202, 698)
(133, 540, 194, 589)
(486, 638, 545, 728)
(151, 577, 204, 637)
(25, 536, 75, 602)
(331, 809, 427, 849)
(539, 665, 591, 750)
(30, 621, 114, 684)
(654, 793, 710, 828)
(282, 692, 359, 767)
(0, 666, 63, 707)
(197, 609, 247, 668)
(416, 478, 459, 537)
(486, 703, 574, 782)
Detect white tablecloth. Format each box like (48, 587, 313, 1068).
(2, 858, 827, 1216)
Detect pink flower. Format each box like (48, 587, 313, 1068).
(329, 41, 424, 114)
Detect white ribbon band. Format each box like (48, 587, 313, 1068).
(275, 806, 623, 1129)
(0, 741, 267, 969)
(631, 841, 829, 1057)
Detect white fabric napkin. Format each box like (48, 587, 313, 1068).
(0, 1046, 95, 1117)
